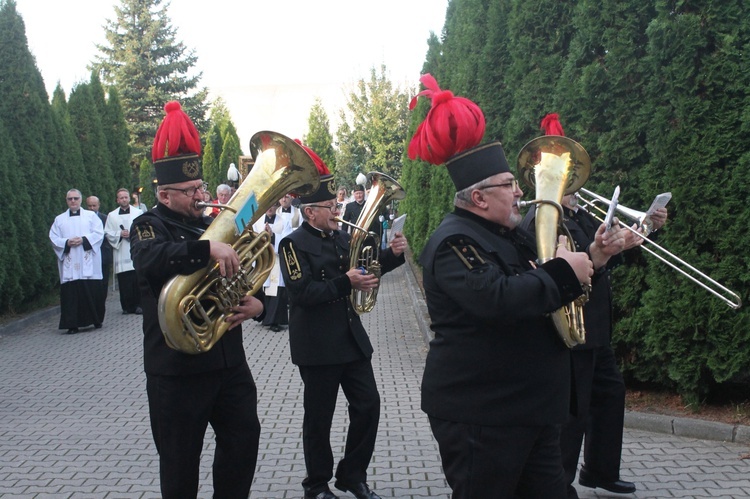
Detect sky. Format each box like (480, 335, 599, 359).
(17, 0, 449, 155)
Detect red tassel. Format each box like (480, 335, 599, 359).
(408, 74, 485, 165)
(152, 101, 202, 161)
(540, 113, 565, 136)
(295, 139, 330, 175)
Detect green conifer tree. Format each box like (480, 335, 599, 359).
(68, 83, 116, 207)
(50, 86, 88, 196)
(93, 0, 209, 170)
(0, 117, 26, 310)
(304, 98, 337, 175)
(0, 0, 59, 298)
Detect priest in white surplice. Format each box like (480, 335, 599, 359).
(49, 188, 105, 334)
(105, 188, 144, 314)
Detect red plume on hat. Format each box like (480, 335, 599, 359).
(295, 139, 330, 175)
(407, 73, 485, 165)
(540, 113, 565, 136)
(152, 101, 202, 161)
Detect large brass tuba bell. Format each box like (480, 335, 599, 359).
(517, 135, 592, 348)
(158, 131, 320, 354)
(335, 172, 406, 314)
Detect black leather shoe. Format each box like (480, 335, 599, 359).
(65, 328, 79, 334)
(304, 490, 338, 499)
(334, 481, 381, 499)
(134, 306, 143, 315)
(579, 467, 636, 494)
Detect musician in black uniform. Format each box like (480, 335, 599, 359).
(341, 184, 365, 233)
(279, 147, 408, 499)
(130, 101, 264, 499)
(408, 74, 594, 498)
(520, 114, 667, 498)
(523, 192, 665, 497)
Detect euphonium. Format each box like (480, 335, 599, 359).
(158, 131, 320, 354)
(335, 172, 406, 314)
(517, 135, 592, 348)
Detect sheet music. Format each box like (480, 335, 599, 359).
(389, 214, 407, 241)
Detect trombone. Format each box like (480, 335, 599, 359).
(575, 188, 742, 310)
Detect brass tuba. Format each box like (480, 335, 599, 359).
(517, 135, 592, 348)
(158, 131, 320, 354)
(335, 172, 406, 314)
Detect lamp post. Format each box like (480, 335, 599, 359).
(227, 162, 240, 192)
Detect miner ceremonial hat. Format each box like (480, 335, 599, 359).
(407, 74, 510, 191)
(295, 140, 336, 203)
(151, 101, 202, 185)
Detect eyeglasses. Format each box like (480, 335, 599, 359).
(162, 183, 208, 197)
(479, 179, 519, 192)
(308, 203, 343, 213)
(67, 196, 80, 201)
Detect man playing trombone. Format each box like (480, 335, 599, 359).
(521, 114, 668, 498)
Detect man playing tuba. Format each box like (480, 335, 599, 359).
(130, 102, 265, 499)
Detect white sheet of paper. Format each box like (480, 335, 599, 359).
(389, 214, 407, 241)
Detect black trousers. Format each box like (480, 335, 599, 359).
(262, 287, 288, 326)
(97, 263, 111, 321)
(117, 270, 140, 313)
(297, 359, 380, 495)
(429, 417, 566, 499)
(560, 346, 626, 498)
(146, 363, 261, 499)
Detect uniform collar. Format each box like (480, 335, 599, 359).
(302, 221, 336, 239)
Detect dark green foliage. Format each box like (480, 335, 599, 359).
(50, 86, 88, 197)
(201, 99, 243, 194)
(219, 122, 243, 182)
(102, 86, 132, 199)
(305, 99, 337, 175)
(138, 157, 157, 209)
(68, 83, 116, 208)
(335, 65, 411, 190)
(399, 0, 750, 401)
(92, 0, 209, 171)
(0, 0, 59, 301)
(0, 117, 28, 310)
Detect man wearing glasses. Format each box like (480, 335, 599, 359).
(49, 189, 105, 334)
(130, 102, 264, 499)
(409, 77, 593, 497)
(279, 152, 409, 499)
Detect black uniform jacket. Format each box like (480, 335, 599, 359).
(130, 203, 257, 376)
(279, 222, 405, 366)
(521, 205, 622, 349)
(420, 209, 584, 427)
(96, 211, 113, 268)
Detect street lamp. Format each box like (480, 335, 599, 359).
(227, 162, 240, 190)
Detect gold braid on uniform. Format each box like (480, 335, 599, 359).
(447, 240, 486, 270)
(282, 243, 303, 281)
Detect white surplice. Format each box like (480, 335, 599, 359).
(104, 206, 144, 274)
(49, 209, 104, 283)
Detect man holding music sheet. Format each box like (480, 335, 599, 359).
(521, 114, 668, 498)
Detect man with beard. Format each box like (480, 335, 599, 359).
(410, 74, 594, 498)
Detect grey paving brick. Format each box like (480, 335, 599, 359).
(3, 264, 750, 497)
